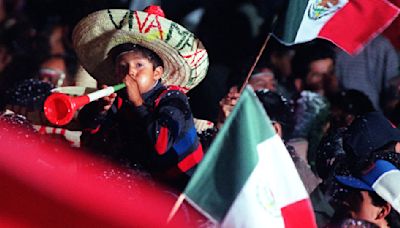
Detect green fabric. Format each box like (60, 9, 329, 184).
(273, 0, 309, 43)
(184, 87, 275, 222)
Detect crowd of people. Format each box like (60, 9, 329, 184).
(1, 0, 400, 227)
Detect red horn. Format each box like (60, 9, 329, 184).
(44, 83, 126, 126)
(44, 93, 90, 126)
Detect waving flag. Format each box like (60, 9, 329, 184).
(182, 87, 316, 227)
(273, 0, 400, 54)
(0, 120, 199, 227)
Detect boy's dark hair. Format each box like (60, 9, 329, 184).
(328, 89, 376, 129)
(109, 43, 164, 69)
(255, 89, 294, 140)
(292, 39, 336, 80)
(330, 89, 375, 116)
(333, 189, 400, 227)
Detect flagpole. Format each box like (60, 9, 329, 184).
(166, 193, 186, 223)
(239, 32, 272, 94)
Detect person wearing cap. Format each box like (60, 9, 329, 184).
(343, 112, 400, 173)
(75, 6, 209, 189)
(327, 159, 400, 227)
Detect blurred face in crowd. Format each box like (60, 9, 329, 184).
(50, 26, 65, 55)
(39, 57, 67, 87)
(270, 50, 295, 79)
(306, 58, 337, 95)
(249, 70, 277, 91)
(329, 106, 355, 129)
(350, 191, 390, 228)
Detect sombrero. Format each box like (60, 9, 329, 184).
(72, 6, 209, 92)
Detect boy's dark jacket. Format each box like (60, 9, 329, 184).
(79, 82, 203, 185)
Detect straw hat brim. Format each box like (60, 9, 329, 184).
(72, 9, 209, 91)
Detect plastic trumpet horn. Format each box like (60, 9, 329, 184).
(44, 83, 126, 126)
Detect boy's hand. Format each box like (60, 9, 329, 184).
(124, 76, 144, 107)
(101, 85, 117, 113)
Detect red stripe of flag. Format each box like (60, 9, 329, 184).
(281, 198, 317, 228)
(319, 0, 399, 54)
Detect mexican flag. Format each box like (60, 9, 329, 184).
(183, 87, 316, 227)
(273, 0, 400, 54)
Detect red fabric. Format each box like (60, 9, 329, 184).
(383, 16, 400, 50)
(319, 0, 399, 54)
(143, 5, 165, 18)
(154, 85, 186, 107)
(177, 144, 204, 172)
(0, 121, 198, 227)
(89, 125, 101, 134)
(117, 97, 123, 109)
(155, 126, 169, 155)
(281, 199, 317, 228)
(38, 125, 46, 134)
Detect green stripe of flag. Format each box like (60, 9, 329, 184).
(184, 87, 275, 222)
(273, 0, 309, 43)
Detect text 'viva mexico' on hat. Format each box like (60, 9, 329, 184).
(72, 6, 209, 92)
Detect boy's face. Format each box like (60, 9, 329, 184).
(350, 191, 389, 226)
(115, 51, 163, 94)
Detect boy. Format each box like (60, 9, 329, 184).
(74, 6, 209, 189)
(329, 159, 400, 227)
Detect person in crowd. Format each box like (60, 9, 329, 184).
(219, 87, 321, 194)
(342, 111, 400, 171)
(292, 39, 338, 98)
(256, 89, 321, 193)
(76, 6, 208, 190)
(335, 35, 399, 111)
(328, 89, 375, 130)
(262, 38, 296, 99)
(218, 68, 278, 128)
(313, 111, 400, 226)
(32, 20, 72, 60)
(327, 158, 400, 227)
(38, 54, 78, 87)
(0, 3, 36, 98)
(248, 68, 277, 92)
(288, 40, 337, 170)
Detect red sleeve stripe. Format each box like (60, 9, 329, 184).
(89, 126, 101, 134)
(117, 97, 123, 109)
(177, 144, 204, 172)
(154, 126, 169, 155)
